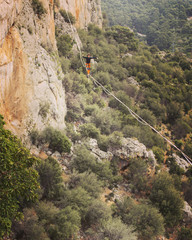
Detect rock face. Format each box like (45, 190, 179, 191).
(88, 137, 156, 169)
(0, 0, 66, 137)
(0, 0, 22, 46)
(114, 138, 156, 161)
(183, 201, 192, 223)
(0, 0, 102, 138)
(89, 138, 113, 161)
(59, 0, 102, 28)
(172, 153, 190, 171)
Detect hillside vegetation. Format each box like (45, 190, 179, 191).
(1, 8, 192, 240)
(101, 0, 192, 54)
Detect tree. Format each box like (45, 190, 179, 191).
(55, 206, 81, 240)
(106, 25, 138, 51)
(150, 172, 184, 227)
(40, 127, 71, 153)
(92, 108, 121, 135)
(84, 199, 111, 228)
(69, 171, 103, 198)
(177, 227, 192, 240)
(125, 158, 148, 192)
(0, 115, 39, 238)
(152, 146, 164, 163)
(100, 217, 137, 240)
(116, 197, 164, 240)
(57, 34, 74, 57)
(71, 145, 97, 173)
(80, 123, 100, 139)
(36, 157, 64, 200)
(13, 208, 49, 240)
(58, 187, 92, 219)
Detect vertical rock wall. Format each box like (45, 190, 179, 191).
(59, 0, 102, 28)
(0, 0, 66, 137)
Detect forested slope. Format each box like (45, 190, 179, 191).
(101, 0, 192, 54)
(1, 3, 192, 240)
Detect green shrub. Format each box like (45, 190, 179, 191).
(98, 134, 109, 151)
(109, 91, 133, 114)
(177, 227, 192, 240)
(57, 34, 74, 57)
(84, 105, 97, 116)
(41, 127, 71, 153)
(36, 157, 64, 200)
(60, 57, 71, 73)
(137, 108, 157, 126)
(122, 125, 140, 138)
(31, 127, 71, 153)
(69, 171, 103, 198)
(30, 129, 40, 145)
(58, 187, 92, 218)
(13, 208, 48, 240)
(152, 146, 164, 163)
(59, 9, 76, 24)
(32, 0, 46, 18)
(116, 197, 164, 240)
(55, 206, 81, 239)
(71, 145, 97, 173)
(85, 200, 111, 228)
(92, 108, 121, 135)
(100, 217, 137, 240)
(150, 172, 184, 227)
(88, 24, 103, 36)
(80, 123, 100, 139)
(125, 158, 148, 192)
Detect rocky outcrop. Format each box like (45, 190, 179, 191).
(59, 0, 102, 28)
(173, 153, 190, 171)
(113, 138, 156, 162)
(89, 138, 113, 161)
(88, 137, 157, 169)
(183, 201, 192, 224)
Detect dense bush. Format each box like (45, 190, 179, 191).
(41, 127, 71, 153)
(36, 157, 64, 200)
(0, 115, 39, 238)
(80, 123, 100, 139)
(116, 197, 165, 240)
(57, 34, 74, 57)
(125, 158, 148, 192)
(177, 227, 192, 240)
(150, 171, 184, 227)
(30, 127, 71, 153)
(152, 146, 164, 163)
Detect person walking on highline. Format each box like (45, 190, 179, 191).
(83, 54, 97, 77)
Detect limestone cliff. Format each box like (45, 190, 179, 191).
(0, 0, 102, 138)
(0, 0, 66, 138)
(59, 0, 102, 28)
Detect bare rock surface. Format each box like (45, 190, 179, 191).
(172, 153, 190, 171)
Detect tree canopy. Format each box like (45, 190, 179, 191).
(0, 115, 39, 238)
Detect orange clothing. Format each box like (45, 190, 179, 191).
(86, 63, 91, 75)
